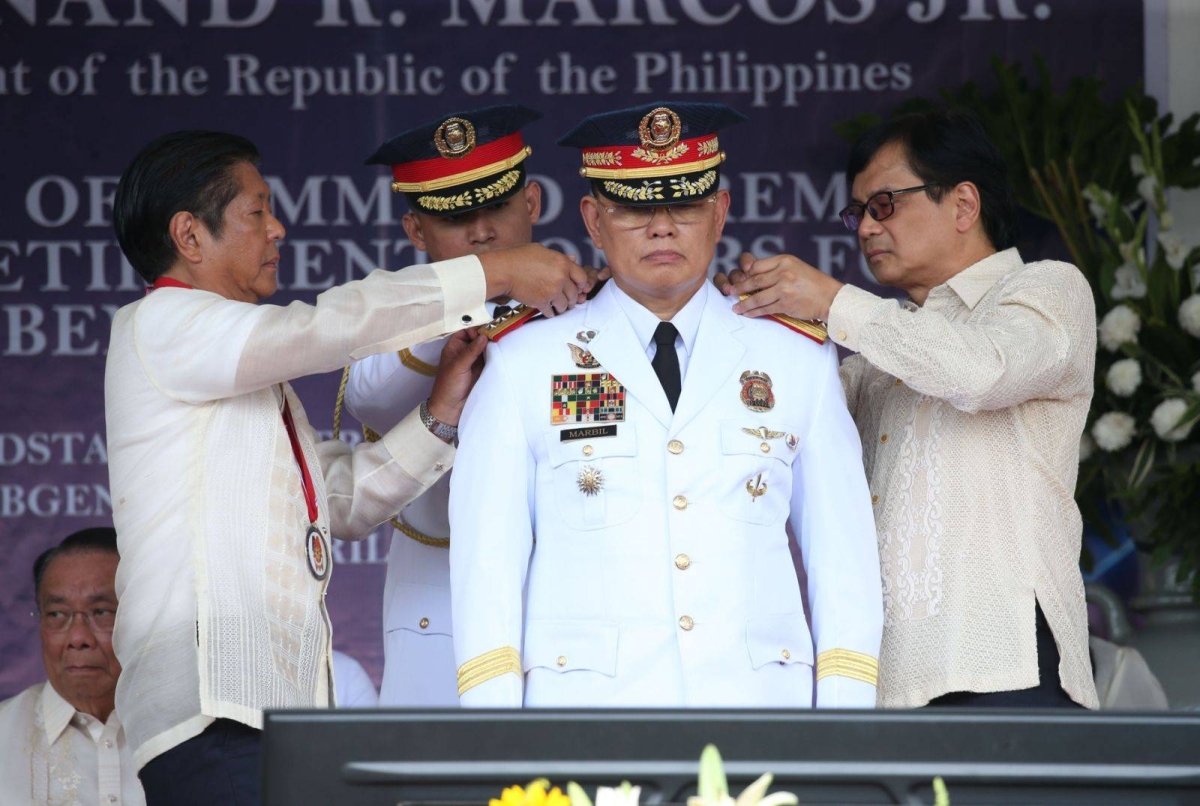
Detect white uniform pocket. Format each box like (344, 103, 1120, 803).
(523, 619, 619, 676)
(717, 420, 793, 526)
(745, 612, 813, 670)
(545, 424, 641, 530)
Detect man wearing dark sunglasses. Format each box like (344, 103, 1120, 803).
(717, 109, 1099, 711)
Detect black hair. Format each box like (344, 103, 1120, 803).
(33, 527, 119, 604)
(113, 130, 261, 283)
(846, 109, 1019, 251)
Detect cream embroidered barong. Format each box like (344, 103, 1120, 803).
(829, 248, 1099, 709)
(104, 256, 489, 767)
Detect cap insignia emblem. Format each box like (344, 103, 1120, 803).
(634, 106, 686, 164)
(434, 117, 477, 159)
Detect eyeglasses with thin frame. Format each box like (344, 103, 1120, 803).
(838, 183, 938, 232)
(33, 607, 116, 634)
(599, 196, 718, 231)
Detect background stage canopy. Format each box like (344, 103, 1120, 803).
(0, 0, 1145, 695)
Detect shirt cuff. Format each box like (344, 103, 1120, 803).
(826, 284, 886, 353)
(432, 254, 491, 333)
(380, 405, 456, 488)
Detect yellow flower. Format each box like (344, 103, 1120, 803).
(491, 781, 572, 806)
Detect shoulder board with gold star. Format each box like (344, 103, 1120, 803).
(737, 294, 827, 344)
(480, 304, 541, 341)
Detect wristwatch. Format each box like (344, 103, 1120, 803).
(420, 399, 459, 442)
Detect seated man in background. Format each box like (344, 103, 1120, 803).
(450, 102, 883, 709)
(0, 527, 145, 806)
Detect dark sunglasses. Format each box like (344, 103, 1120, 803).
(838, 183, 938, 232)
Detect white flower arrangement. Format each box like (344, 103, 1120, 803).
(1092, 411, 1137, 452)
(1150, 398, 1196, 442)
(1159, 232, 1189, 271)
(1105, 359, 1142, 397)
(1179, 295, 1200, 338)
(1110, 263, 1147, 300)
(1098, 305, 1141, 352)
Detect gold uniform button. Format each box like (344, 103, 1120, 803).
(672, 495, 688, 510)
(678, 615, 694, 631)
(871, 494, 879, 505)
(556, 655, 567, 667)
(782, 649, 791, 660)
(668, 439, 684, 454)
(675, 554, 691, 570)
(837, 331, 848, 341)
(760, 442, 770, 453)
(880, 433, 888, 443)
(419, 618, 429, 629)
(895, 378, 903, 386)
(582, 445, 594, 456)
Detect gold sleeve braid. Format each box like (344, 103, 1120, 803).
(815, 649, 879, 686)
(457, 646, 522, 696)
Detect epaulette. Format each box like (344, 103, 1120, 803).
(480, 304, 540, 341)
(738, 294, 827, 344)
(481, 279, 609, 342)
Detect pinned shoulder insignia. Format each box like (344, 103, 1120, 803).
(552, 373, 625, 424)
(481, 304, 539, 341)
(737, 294, 827, 344)
(568, 343, 601, 369)
(739, 370, 775, 413)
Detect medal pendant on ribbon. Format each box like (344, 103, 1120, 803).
(306, 525, 329, 581)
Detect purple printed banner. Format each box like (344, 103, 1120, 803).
(0, 0, 1145, 696)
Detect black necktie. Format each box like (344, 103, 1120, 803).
(651, 321, 681, 412)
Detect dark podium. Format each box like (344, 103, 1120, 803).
(262, 709, 1200, 805)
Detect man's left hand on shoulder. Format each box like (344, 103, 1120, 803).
(715, 251, 844, 322)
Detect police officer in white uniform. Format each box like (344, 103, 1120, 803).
(450, 102, 884, 708)
(344, 105, 545, 706)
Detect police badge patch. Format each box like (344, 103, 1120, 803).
(739, 370, 775, 412)
(551, 373, 625, 424)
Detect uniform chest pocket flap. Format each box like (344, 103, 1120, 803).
(544, 424, 641, 530)
(746, 612, 813, 671)
(523, 619, 618, 676)
(717, 419, 794, 526)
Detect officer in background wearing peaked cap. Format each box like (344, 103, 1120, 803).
(342, 104, 548, 706)
(449, 101, 884, 709)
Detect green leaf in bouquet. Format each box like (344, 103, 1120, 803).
(1129, 437, 1157, 488)
(696, 745, 728, 802)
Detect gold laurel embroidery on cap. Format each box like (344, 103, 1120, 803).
(815, 649, 879, 686)
(602, 180, 665, 203)
(474, 170, 522, 203)
(457, 646, 522, 696)
(697, 137, 720, 157)
(669, 170, 718, 198)
(583, 150, 624, 168)
(582, 153, 724, 181)
(418, 191, 475, 212)
(632, 141, 689, 166)
(434, 116, 477, 159)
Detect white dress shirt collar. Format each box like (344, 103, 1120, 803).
(39, 679, 81, 745)
(610, 279, 707, 359)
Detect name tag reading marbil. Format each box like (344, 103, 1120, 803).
(551, 373, 626, 425)
(561, 425, 618, 442)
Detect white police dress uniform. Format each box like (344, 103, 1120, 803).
(450, 279, 883, 707)
(345, 103, 543, 706)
